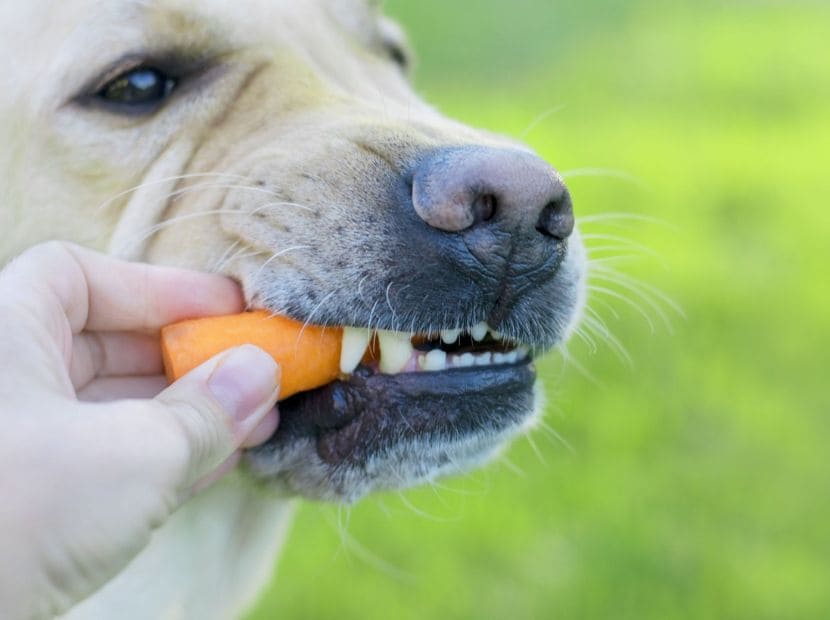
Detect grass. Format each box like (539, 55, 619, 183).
(247, 1, 830, 618)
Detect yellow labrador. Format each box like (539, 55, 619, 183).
(0, 0, 586, 617)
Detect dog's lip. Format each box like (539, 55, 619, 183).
(256, 358, 536, 465)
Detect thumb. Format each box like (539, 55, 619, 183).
(151, 344, 280, 494)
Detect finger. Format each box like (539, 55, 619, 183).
(241, 408, 280, 449)
(192, 452, 242, 495)
(139, 345, 279, 496)
(1, 241, 244, 337)
(70, 332, 163, 389)
(77, 376, 169, 402)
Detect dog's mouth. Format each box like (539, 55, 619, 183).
(246, 320, 539, 489)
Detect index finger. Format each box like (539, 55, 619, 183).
(1, 242, 245, 334)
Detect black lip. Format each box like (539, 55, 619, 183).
(256, 362, 537, 466)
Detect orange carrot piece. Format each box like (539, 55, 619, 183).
(161, 311, 343, 400)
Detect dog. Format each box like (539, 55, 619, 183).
(0, 0, 586, 617)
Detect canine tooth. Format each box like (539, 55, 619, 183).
(490, 328, 503, 340)
(456, 353, 476, 368)
(504, 351, 519, 364)
(470, 322, 488, 341)
(377, 330, 414, 374)
(440, 328, 462, 344)
(339, 327, 371, 374)
(474, 352, 492, 366)
(421, 349, 447, 371)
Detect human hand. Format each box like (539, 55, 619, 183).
(0, 242, 281, 619)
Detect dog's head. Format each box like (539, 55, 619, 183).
(0, 0, 586, 501)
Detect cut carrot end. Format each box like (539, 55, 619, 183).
(160, 310, 343, 400)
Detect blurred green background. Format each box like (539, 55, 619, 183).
(249, 1, 830, 618)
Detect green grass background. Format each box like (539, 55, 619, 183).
(248, 1, 830, 618)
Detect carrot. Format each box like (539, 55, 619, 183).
(161, 311, 343, 400)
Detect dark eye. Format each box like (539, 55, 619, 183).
(384, 42, 410, 71)
(98, 67, 176, 107)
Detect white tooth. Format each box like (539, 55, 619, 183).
(339, 327, 371, 374)
(440, 328, 462, 344)
(470, 322, 488, 341)
(377, 330, 414, 374)
(517, 345, 530, 359)
(457, 353, 476, 368)
(493, 352, 506, 364)
(422, 349, 447, 371)
(504, 351, 519, 364)
(490, 328, 503, 340)
(475, 352, 492, 366)
(417, 354, 427, 369)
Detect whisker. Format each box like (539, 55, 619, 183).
(572, 324, 598, 354)
(396, 492, 460, 523)
(94, 172, 253, 214)
(556, 343, 602, 386)
(523, 432, 549, 467)
(211, 240, 241, 273)
(587, 284, 656, 333)
(323, 509, 414, 582)
(587, 254, 642, 265)
(518, 104, 567, 140)
(385, 281, 399, 324)
(560, 167, 647, 190)
(497, 456, 527, 478)
(536, 419, 576, 455)
(162, 182, 291, 202)
(591, 267, 684, 326)
(586, 244, 659, 258)
(251, 200, 315, 214)
(579, 211, 676, 230)
(296, 290, 338, 340)
(119, 209, 247, 251)
(581, 233, 660, 258)
(252, 245, 314, 283)
(582, 312, 633, 367)
(592, 273, 674, 333)
(218, 249, 266, 275)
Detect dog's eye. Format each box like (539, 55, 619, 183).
(385, 42, 409, 70)
(384, 42, 410, 71)
(98, 67, 176, 107)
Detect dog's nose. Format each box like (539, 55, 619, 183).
(411, 146, 574, 241)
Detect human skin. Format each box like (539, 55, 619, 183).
(0, 241, 281, 619)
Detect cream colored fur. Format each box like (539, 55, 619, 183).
(1, 1, 584, 617)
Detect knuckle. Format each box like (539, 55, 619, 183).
(153, 394, 233, 484)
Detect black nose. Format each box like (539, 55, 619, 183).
(411, 146, 574, 241)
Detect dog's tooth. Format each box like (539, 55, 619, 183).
(493, 352, 506, 365)
(470, 322, 488, 341)
(517, 345, 530, 359)
(456, 353, 476, 368)
(504, 351, 518, 364)
(489, 328, 503, 340)
(339, 327, 371, 374)
(377, 330, 414, 374)
(440, 328, 462, 344)
(421, 349, 447, 372)
(474, 352, 492, 366)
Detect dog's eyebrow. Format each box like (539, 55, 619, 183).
(322, 0, 384, 47)
(133, 2, 235, 56)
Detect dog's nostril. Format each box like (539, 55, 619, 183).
(471, 193, 497, 225)
(536, 193, 575, 240)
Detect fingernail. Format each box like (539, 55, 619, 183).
(207, 345, 279, 424)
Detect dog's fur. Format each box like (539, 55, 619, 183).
(0, 1, 586, 617)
